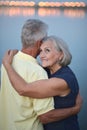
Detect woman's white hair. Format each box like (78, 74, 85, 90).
(42, 36, 72, 66)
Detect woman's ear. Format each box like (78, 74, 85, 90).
(59, 52, 64, 61)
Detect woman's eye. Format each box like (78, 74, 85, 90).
(45, 49, 50, 52)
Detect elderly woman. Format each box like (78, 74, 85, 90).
(2, 36, 81, 130)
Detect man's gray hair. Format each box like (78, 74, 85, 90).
(42, 36, 72, 66)
(21, 19, 48, 47)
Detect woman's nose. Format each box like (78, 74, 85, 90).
(40, 51, 45, 58)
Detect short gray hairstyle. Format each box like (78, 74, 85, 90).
(21, 19, 48, 47)
(42, 36, 72, 66)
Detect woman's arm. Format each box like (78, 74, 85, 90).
(3, 50, 70, 98)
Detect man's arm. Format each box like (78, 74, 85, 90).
(38, 93, 83, 124)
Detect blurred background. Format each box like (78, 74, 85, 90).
(0, 0, 87, 129)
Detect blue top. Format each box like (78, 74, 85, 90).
(44, 66, 80, 130)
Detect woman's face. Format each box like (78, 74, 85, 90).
(39, 40, 62, 69)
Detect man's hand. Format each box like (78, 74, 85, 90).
(75, 92, 83, 113)
(2, 49, 18, 68)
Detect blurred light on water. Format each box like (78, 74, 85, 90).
(0, 6, 86, 18)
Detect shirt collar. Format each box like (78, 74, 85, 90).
(16, 51, 38, 64)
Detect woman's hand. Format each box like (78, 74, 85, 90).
(2, 49, 18, 68)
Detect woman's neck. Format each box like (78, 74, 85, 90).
(49, 65, 62, 74)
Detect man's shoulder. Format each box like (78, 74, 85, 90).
(31, 64, 48, 79)
(34, 63, 46, 73)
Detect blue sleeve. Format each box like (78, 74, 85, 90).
(57, 72, 79, 95)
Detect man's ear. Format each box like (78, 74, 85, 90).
(35, 40, 42, 49)
(37, 40, 42, 47)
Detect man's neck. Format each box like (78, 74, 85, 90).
(21, 48, 37, 58)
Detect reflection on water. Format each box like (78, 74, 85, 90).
(0, 6, 86, 18)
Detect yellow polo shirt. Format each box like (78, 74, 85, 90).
(0, 51, 54, 130)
